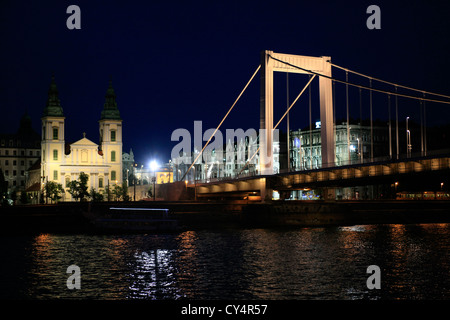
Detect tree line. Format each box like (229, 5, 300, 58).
(43, 172, 130, 203)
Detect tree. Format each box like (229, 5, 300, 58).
(103, 185, 111, 201)
(122, 183, 130, 201)
(20, 191, 30, 204)
(67, 172, 90, 201)
(0, 169, 8, 206)
(44, 181, 64, 203)
(111, 184, 130, 201)
(89, 187, 104, 202)
(147, 186, 153, 198)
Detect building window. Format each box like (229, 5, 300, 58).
(5, 150, 8, 155)
(111, 130, 116, 142)
(111, 151, 116, 162)
(53, 170, 58, 180)
(13, 160, 16, 166)
(53, 127, 58, 140)
(29, 151, 33, 156)
(13, 170, 17, 176)
(65, 176, 70, 188)
(99, 177, 103, 188)
(20, 160, 24, 166)
(5, 160, 8, 165)
(43, 126, 46, 139)
(5, 170, 8, 176)
(53, 149, 58, 161)
(111, 171, 116, 181)
(21, 170, 24, 176)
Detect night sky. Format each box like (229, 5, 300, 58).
(1, 0, 450, 165)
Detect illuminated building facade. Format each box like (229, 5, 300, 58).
(40, 76, 123, 201)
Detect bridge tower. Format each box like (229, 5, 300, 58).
(260, 50, 335, 174)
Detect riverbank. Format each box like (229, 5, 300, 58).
(1, 200, 450, 234)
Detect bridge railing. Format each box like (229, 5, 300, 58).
(185, 148, 450, 185)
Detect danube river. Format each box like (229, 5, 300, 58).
(1, 223, 449, 300)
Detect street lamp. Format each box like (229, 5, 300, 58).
(394, 181, 399, 199)
(357, 138, 362, 163)
(192, 166, 197, 201)
(406, 117, 411, 158)
(150, 160, 158, 201)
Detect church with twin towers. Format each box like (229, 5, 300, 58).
(40, 75, 123, 201)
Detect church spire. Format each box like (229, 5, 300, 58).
(43, 73, 64, 117)
(100, 77, 122, 120)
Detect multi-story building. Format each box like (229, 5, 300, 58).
(289, 121, 389, 170)
(0, 112, 41, 196)
(171, 134, 285, 182)
(40, 75, 123, 201)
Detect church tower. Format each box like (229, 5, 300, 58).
(41, 74, 65, 186)
(99, 79, 123, 185)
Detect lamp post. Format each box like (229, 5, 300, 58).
(150, 160, 158, 201)
(192, 166, 197, 201)
(394, 181, 399, 199)
(357, 138, 362, 163)
(406, 117, 411, 158)
(133, 163, 136, 201)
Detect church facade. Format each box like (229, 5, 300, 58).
(40, 75, 123, 201)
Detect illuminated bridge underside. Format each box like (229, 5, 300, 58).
(195, 155, 450, 199)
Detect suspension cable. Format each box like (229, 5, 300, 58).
(180, 64, 261, 182)
(239, 75, 317, 175)
(331, 63, 450, 100)
(268, 55, 450, 105)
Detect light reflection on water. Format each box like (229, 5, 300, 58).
(0, 224, 449, 300)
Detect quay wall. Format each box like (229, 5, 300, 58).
(1, 200, 450, 234)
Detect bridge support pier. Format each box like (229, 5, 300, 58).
(259, 177, 273, 202)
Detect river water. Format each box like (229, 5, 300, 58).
(0, 223, 449, 300)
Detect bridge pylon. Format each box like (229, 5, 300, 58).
(260, 50, 335, 174)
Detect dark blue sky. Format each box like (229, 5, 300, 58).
(1, 0, 450, 165)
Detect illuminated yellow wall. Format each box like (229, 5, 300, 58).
(156, 171, 173, 184)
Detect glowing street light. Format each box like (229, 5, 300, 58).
(150, 160, 158, 172)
